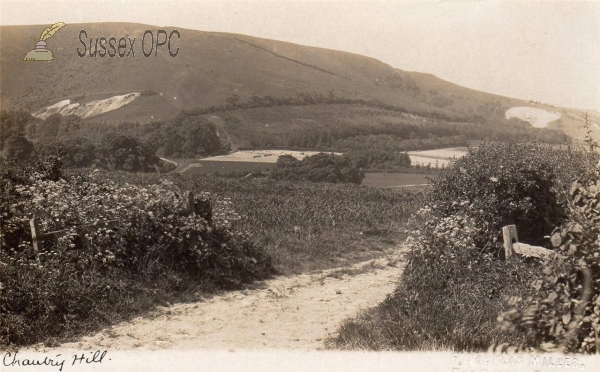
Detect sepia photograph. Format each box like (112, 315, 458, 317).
(1, 1, 599, 371)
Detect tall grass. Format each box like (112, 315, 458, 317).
(328, 142, 600, 351)
(106, 172, 424, 274)
(1, 163, 423, 348)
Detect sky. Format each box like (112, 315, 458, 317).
(2, 0, 599, 111)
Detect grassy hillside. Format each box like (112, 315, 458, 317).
(2, 22, 597, 142)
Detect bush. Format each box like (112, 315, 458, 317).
(270, 153, 365, 184)
(499, 160, 600, 353)
(329, 141, 599, 351)
(0, 158, 273, 347)
(426, 142, 599, 248)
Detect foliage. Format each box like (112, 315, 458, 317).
(4, 136, 34, 160)
(0, 111, 35, 160)
(329, 141, 599, 351)
(7, 110, 226, 165)
(270, 153, 365, 184)
(336, 134, 469, 153)
(95, 133, 159, 172)
(203, 94, 566, 150)
(1, 111, 33, 148)
(106, 171, 423, 274)
(425, 142, 599, 248)
(499, 161, 600, 353)
(35, 137, 97, 168)
(160, 115, 225, 158)
(0, 157, 422, 347)
(0, 159, 272, 347)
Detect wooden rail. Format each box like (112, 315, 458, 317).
(30, 218, 119, 253)
(501, 225, 592, 352)
(502, 224, 564, 260)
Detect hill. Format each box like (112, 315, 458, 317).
(1, 22, 598, 142)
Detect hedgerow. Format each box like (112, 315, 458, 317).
(104, 171, 423, 274)
(499, 159, 600, 353)
(425, 142, 599, 248)
(329, 142, 600, 351)
(0, 157, 273, 347)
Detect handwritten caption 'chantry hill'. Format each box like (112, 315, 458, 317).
(3, 350, 108, 371)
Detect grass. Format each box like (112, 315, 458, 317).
(181, 160, 276, 175)
(362, 172, 430, 188)
(323, 260, 390, 280)
(326, 258, 541, 351)
(109, 172, 424, 275)
(2, 166, 423, 348)
(179, 176, 423, 274)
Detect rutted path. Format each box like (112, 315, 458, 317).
(41, 248, 407, 351)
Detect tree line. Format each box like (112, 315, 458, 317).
(0, 110, 227, 171)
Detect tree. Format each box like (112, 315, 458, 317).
(5, 135, 34, 160)
(271, 153, 365, 184)
(1, 110, 33, 149)
(35, 137, 96, 168)
(162, 115, 223, 158)
(39, 113, 62, 138)
(96, 134, 159, 172)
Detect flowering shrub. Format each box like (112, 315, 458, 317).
(425, 142, 599, 248)
(499, 163, 600, 353)
(330, 142, 599, 351)
(0, 158, 272, 346)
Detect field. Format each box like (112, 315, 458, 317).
(175, 150, 342, 175)
(124, 173, 425, 274)
(406, 147, 469, 167)
(200, 149, 342, 163)
(182, 160, 276, 175)
(173, 147, 467, 180)
(362, 172, 430, 188)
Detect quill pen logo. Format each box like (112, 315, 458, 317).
(23, 22, 66, 61)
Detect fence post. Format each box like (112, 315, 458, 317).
(187, 191, 195, 214)
(502, 224, 518, 260)
(29, 218, 41, 260)
(29, 218, 40, 253)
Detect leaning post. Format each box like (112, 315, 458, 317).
(29, 218, 40, 253)
(502, 224, 518, 260)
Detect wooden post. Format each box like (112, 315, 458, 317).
(29, 218, 40, 253)
(187, 191, 195, 214)
(502, 225, 518, 260)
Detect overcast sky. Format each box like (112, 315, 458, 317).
(2, 0, 599, 111)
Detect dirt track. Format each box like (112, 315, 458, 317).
(40, 248, 406, 352)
